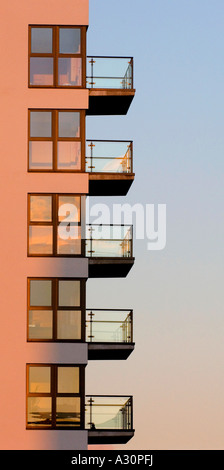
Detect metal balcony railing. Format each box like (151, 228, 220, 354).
(86, 140, 133, 174)
(86, 56, 134, 89)
(85, 396, 133, 431)
(85, 224, 133, 258)
(86, 309, 133, 344)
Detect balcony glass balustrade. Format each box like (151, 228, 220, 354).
(86, 309, 134, 360)
(85, 225, 134, 277)
(86, 309, 133, 343)
(85, 224, 133, 258)
(86, 395, 133, 430)
(86, 140, 134, 196)
(86, 57, 133, 90)
(86, 140, 132, 173)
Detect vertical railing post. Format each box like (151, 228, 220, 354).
(130, 141, 133, 173)
(88, 310, 95, 342)
(88, 397, 95, 429)
(130, 309, 133, 343)
(90, 58, 95, 88)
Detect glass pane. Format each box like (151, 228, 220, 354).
(59, 28, 81, 54)
(58, 58, 82, 86)
(58, 112, 80, 138)
(57, 310, 81, 340)
(58, 195, 80, 222)
(29, 366, 51, 393)
(56, 397, 80, 426)
(30, 111, 52, 138)
(29, 226, 53, 255)
(31, 27, 53, 53)
(29, 280, 52, 306)
(30, 195, 52, 222)
(57, 142, 81, 170)
(58, 280, 80, 306)
(57, 227, 81, 255)
(28, 310, 53, 339)
(57, 367, 79, 393)
(28, 397, 52, 426)
(29, 141, 53, 170)
(30, 57, 54, 86)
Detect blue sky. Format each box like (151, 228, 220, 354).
(86, 0, 224, 449)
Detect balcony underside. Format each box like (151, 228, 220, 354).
(88, 173, 135, 196)
(88, 342, 135, 360)
(87, 89, 135, 115)
(88, 429, 135, 444)
(88, 258, 135, 278)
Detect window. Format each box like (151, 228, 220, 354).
(26, 364, 84, 429)
(29, 26, 86, 87)
(27, 278, 85, 341)
(28, 110, 85, 171)
(28, 194, 83, 256)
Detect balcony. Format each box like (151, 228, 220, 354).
(86, 56, 135, 115)
(85, 224, 134, 277)
(86, 140, 134, 196)
(86, 396, 134, 444)
(86, 309, 134, 360)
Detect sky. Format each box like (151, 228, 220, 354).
(86, 0, 224, 450)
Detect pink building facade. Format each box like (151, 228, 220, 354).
(0, 0, 135, 450)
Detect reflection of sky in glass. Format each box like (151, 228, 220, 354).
(30, 195, 52, 222)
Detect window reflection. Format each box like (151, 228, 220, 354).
(30, 58, 54, 86)
(57, 367, 79, 394)
(58, 112, 80, 138)
(30, 195, 52, 222)
(30, 111, 52, 138)
(29, 226, 53, 254)
(29, 310, 53, 339)
(29, 366, 51, 393)
(57, 142, 81, 170)
(29, 26, 84, 88)
(58, 58, 82, 86)
(28, 110, 83, 172)
(29, 142, 53, 170)
(56, 397, 80, 426)
(27, 365, 82, 429)
(28, 194, 82, 256)
(30, 280, 52, 306)
(57, 310, 81, 340)
(31, 28, 53, 53)
(27, 278, 83, 342)
(59, 28, 81, 54)
(58, 280, 80, 306)
(28, 397, 52, 426)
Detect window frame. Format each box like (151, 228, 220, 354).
(28, 109, 85, 173)
(28, 25, 87, 88)
(27, 277, 86, 342)
(27, 193, 85, 257)
(26, 363, 85, 430)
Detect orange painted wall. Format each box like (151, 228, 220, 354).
(0, 0, 89, 450)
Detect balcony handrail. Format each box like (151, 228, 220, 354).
(86, 395, 133, 398)
(86, 223, 132, 228)
(86, 139, 133, 143)
(86, 308, 133, 312)
(87, 55, 134, 60)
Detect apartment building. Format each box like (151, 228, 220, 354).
(0, 0, 135, 450)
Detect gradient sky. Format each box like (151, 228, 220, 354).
(86, 0, 224, 450)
